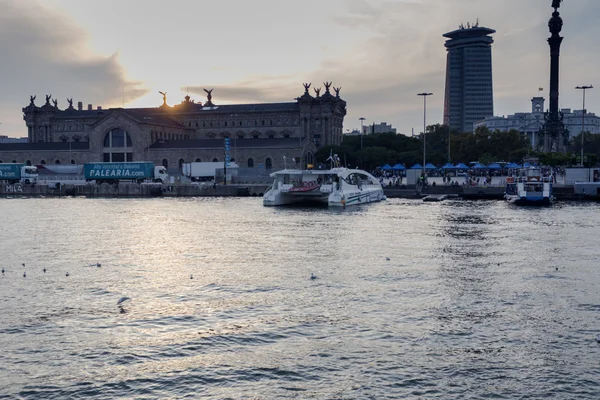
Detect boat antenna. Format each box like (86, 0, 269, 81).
(344, 153, 347, 168)
(326, 149, 333, 169)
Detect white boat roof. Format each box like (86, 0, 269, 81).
(269, 168, 373, 178)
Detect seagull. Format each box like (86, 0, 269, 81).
(555, 267, 558, 271)
(310, 273, 317, 280)
(117, 296, 131, 305)
(23, 271, 26, 278)
(386, 257, 390, 261)
(66, 272, 70, 277)
(96, 263, 101, 268)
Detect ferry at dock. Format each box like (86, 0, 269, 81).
(504, 166, 554, 206)
(263, 162, 386, 207)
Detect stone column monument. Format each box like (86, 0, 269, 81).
(541, 0, 568, 153)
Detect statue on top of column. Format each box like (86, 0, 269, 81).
(29, 95, 36, 105)
(303, 83, 311, 94)
(45, 94, 52, 105)
(552, 0, 562, 10)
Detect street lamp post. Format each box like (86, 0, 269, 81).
(576, 85, 593, 167)
(359, 117, 365, 149)
(417, 93, 433, 170)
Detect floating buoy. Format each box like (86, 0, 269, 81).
(66, 272, 70, 277)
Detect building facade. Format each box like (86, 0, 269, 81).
(443, 24, 495, 133)
(474, 97, 600, 147)
(0, 83, 346, 172)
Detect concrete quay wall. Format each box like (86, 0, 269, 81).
(0, 182, 592, 201)
(0, 183, 271, 198)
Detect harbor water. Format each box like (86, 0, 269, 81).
(1, 198, 600, 399)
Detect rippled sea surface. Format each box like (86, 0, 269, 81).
(1, 197, 600, 399)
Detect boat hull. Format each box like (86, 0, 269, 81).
(505, 195, 552, 206)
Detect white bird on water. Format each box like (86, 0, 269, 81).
(117, 296, 131, 314)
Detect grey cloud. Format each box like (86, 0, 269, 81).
(0, 0, 147, 136)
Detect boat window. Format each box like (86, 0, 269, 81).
(343, 173, 357, 185)
(357, 173, 374, 185)
(524, 184, 543, 192)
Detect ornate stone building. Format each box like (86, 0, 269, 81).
(0, 83, 346, 172)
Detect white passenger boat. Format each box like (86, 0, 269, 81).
(263, 166, 386, 207)
(504, 166, 554, 206)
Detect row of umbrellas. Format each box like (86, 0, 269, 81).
(380, 162, 531, 171)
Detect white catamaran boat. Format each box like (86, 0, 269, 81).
(504, 166, 554, 206)
(263, 156, 386, 207)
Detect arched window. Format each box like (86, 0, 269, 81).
(0, 160, 3, 163)
(26, 160, 31, 166)
(195, 158, 201, 162)
(162, 159, 168, 168)
(247, 158, 254, 168)
(212, 158, 218, 162)
(230, 158, 235, 163)
(178, 158, 184, 170)
(71, 159, 76, 164)
(55, 160, 61, 164)
(12, 160, 17, 163)
(40, 160, 46, 165)
(103, 128, 133, 162)
(265, 158, 272, 170)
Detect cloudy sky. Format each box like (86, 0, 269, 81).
(1, 0, 598, 137)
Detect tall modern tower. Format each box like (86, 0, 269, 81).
(443, 24, 495, 133)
